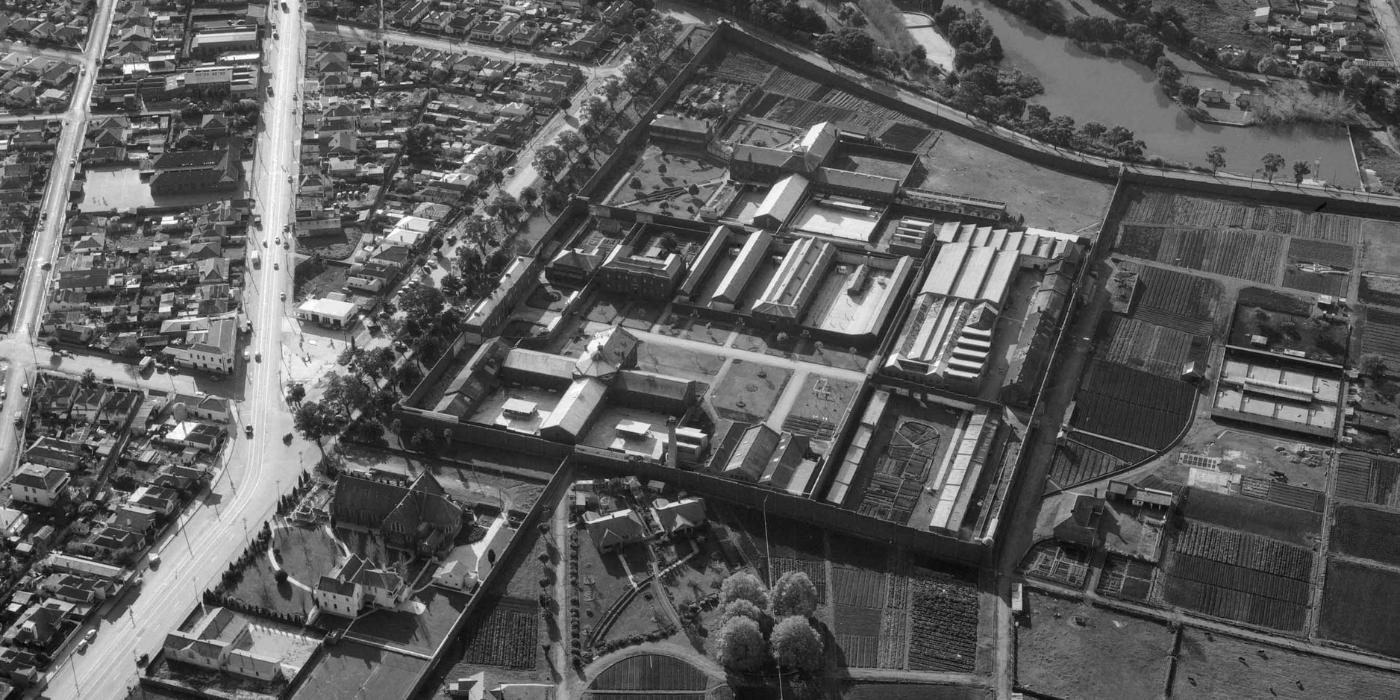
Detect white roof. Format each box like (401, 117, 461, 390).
(297, 298, 357, 318)
(753, 173, 809, 226)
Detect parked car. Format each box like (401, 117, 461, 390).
(84, 629, 96, 644)
(19, 383, 28, 395)
(245, 424, 254, 438)
(280, 292, 286, 301)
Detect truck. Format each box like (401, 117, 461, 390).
(251, 250, 261, 267)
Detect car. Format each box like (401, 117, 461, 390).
(40, 261, 50, 270)
(0, 387, 6, 399)
(275, 237, 281, 245)
(136, 653, 150, 667)
(245, 424, 254, 437)
(147, 553, 160, 568)
(255, 352, 262, 362)
(287, 175, 292, 183)
(447, 235, 457, 245)
(69, 159, 76, 168)
(273, 30, 279, 39)
(77, 640, 88, 653)
(19, 383, 28, 395)
(283, 224, 290, 233)
(280, 292, 286, 301)
(505, 166, 517, 176)
(274, 263, 279, 270)
(11, 417, 20, 428)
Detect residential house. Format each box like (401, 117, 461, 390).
(584, 509, 647, 553)
(163, 607, 285, 681)
(313, 554, 406, 617)
(10, 465, 71, 507)
(650, 497, 707, 538)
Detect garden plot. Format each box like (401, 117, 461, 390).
(1282, 261, 1349, 296)
(1360, 273, 1400, 308)
(458, 596, 539, 670)
(1068, 359, 1196, 451)
(1120, 190, 1248, 228)
(1097, 555, 1154, 602)
(1301, 212, 1365, 244)
(832, 567, 887, 668)
(604, 144, 726, 217)
(1022, 541, 1091, 589)
(1095, 316, 1208, 378)
(1114, 226, 1283, 284)
(1171, 627, 1400, 700)
(1360, 306, 1400, 369)
(1016, 592, 1173, 700)
(1335, 452, 1400, 507)
(1288, 238, 1355, 269)
(1228, 287, 1349, 365)
(588, 654, 710, 692)
(1361, 219, 1400, 272)
(1318, 558, 1400, 658)
(707, 47, 775, 84)
(1329, 503, 1400, 567)
(907, 565, 979, 672)
(1129, 264, 1224, 336)
(1048, 439, 1135, 488)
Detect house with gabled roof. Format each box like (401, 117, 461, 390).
(331, 472, 462, 554)
(10, 465, 70, 508)
(313, 554, 406, 617)
(584, 509, 647, 553)
(651, 497, 707, 538)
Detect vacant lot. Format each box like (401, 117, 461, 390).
(1172, 627, 1400, 699)
(920, 131, 1113, 233)
(1318, 558, 1400, 658)
(1362, 219, 1400, 272)
(1016, 592, 1173, 700)
(294, 259, 349, 302)
(300, 230, 354, 260)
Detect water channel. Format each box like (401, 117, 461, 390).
(900, 1, 1361, 187)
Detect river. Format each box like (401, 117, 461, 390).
(900, 3, 1360, 187)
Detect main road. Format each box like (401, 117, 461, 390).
(34, 1, 316, 697)
(0, 0, 121, 478)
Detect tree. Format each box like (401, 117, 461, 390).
(404, 123, 436, 157)
(721, 599, 766, 626)
(713, 616, 767, 671)
(770, 616, 824, 673)
(720, 571, 770, 609)
(1293, 160, 1312, 185)
(556, 130, 585, 161)
(1206, 146, 1226, 174)
(80, 369, 97, 387)
(769, 571, 819, 618)
(1115, 139, 1146, 161)
(520, 185, 539, 211)
(410, 428, 437, 453)
(532, 144, 568, 182)
(1261, 153, 1285, 182)
(600, 77, 622, 103)
(1360, 352, 1387, 378)
(287, 383, 306, 404)
(1178, 85, 1199, 108)
(293, 401, 340, 454)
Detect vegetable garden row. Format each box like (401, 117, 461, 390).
(1171, 521, 1314, 580)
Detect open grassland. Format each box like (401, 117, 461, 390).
(1171, 627, 1400, 699)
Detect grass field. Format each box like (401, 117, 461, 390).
(1361, 219, 1400, 271)
(1171, 627, 1400, 699)
(1015, 592, 1173, 700)
(272, 524, 341, 589)
(1318, 558, 1400, 658)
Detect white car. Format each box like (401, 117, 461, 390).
(84, 629, 96, 644)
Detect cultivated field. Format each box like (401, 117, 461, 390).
(1335, 452, 1400, 507)
(1288, 238, 1355, 269)
(1095, 316, 1208, 378)
(1069, 359, 1196, 451)
(1049, 440, 1132, 488)
(1115, 226, 1283, 284)
(1171, 627, 1400, 699)
(707, 47, 775, 85)
(1360, 274, 1400, 308)
(1120, 189, 1364, 244)
(1181, 488, 1322, 546)
(1330, 503, 1400, 567)
(1159, 521, 1313, 632)
(1130, 264, 1224, 336)
(1016, 592, 1173, 700)
(1360, 306, 1400, 371)
(1317, 558, 1400, 658)
(458, 596, 539, 670)
(907, 564, 979, 672)
(588, 654, 710, 691)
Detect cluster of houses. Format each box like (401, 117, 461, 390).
(92, 0, 265, 112)
(79, 111, 248, 194)
(0, 0, 90, 51)
(0, 120, 61, 326)
(42, 199, 253, 374)
(575, 478, 709, 554)
(1253, 0, 1393, 74)
(0, 371, 227, 688)
(0, 52, 79, 113)
(312, 0, 634, 61)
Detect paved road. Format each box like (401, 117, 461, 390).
(34, 4, 319, 699)
(0, 0, 119, 482)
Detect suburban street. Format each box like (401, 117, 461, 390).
(31, 2, 319, 698)
(0, 0, 121, 480)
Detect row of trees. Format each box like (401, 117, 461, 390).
(712, 571, 825, 674)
